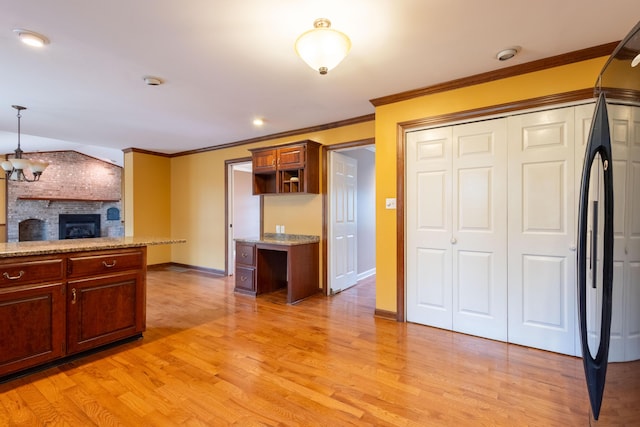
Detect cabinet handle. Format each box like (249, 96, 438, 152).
(241, 276, 247, 281)
(71, 288, 77, 304)
(3, 270, 24, 280)
(102, 260, 117, 268)
(241, 252, 248, 258)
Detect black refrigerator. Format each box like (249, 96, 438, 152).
(578, 20, 640, 425)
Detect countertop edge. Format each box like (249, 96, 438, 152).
(0, 237, 186, 258)
(235, 233, 319, 246)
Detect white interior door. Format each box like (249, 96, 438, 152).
(406, 120, 508, 340)
(406, 127, 453, 329)
(451, 120, 508, 341)
(328, 151, 358, 293)
(507, 107, 577, 355)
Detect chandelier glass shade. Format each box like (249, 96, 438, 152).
(295, 18, 351, 75)
(1, 105, 48, 182)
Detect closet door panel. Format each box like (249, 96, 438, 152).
(452, 120, 508, 341)
(508, 107, 577, 355)
(407, 127, 453, 329)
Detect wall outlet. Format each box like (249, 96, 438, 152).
(275, 225, 285, 234)
(385, 198, 397, 209)
(281, 225, 285, 234)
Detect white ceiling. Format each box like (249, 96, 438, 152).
(2, 1, 640, 166)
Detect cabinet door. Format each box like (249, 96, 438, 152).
(253, 149, 277, 172)
(0, 283, 65, 377)
(67, 271, 145, 354)
(277, 145, 306, 170)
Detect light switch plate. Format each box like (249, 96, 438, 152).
(385, 198, 397, 209)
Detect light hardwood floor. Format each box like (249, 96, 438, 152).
(0, 268, 590, 426)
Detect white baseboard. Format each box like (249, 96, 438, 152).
(357, 268, 376, 281)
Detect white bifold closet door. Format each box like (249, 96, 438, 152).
(406, 119, 508, 342)
(507, 107, 578, 355)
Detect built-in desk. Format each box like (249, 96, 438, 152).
(234, 234, 319, 304)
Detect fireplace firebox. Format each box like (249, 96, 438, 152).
(59, 214, 101, 239)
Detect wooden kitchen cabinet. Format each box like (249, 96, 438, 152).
(0, 281, 66, 377)
(67, 248, 145, 354)
(0, 246, 147, 379)
(249, 140, 321, 195)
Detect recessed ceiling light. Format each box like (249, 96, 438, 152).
(496, 46, 520, 61)
(253, 118, 265, 126)
(13, 29, 49, 47)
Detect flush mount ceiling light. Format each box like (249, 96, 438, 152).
(143, 76, 163, 86)
(1, 105, 49, 182)
(13, 29, 49, 47)
(295, 18, 351, 75)
(631, 53, 640, 68)
(496, 46, 520, 61)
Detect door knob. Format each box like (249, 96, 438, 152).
(569, 244, 576, 251)
(450, 237, 457, 244)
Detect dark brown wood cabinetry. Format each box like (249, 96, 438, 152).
(234, 242, 256, 295)
(234, 237, 319, 304)
(0, 247, 146, 378)
(249, 140, 321, 195)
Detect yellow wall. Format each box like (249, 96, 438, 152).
(124, 151, 172, 265)
(169, 121, 374, 275)
(127, 56, 608, 315)
(374, 57, 607, 312)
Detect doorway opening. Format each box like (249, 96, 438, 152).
(226, 159, 261, 276)
(326, 142, 376, 295)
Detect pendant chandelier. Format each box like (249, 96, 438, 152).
(295, 18, 351, 75)
(2, 105, 48, 182)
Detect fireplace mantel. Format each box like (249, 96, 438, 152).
(18, 197, 120, 202)
(17, 197, 120, 207)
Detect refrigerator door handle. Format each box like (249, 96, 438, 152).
(591, 201, 598, 289)
(577, 92, 615, 421)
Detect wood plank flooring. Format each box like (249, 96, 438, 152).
(0, 269, 590, 426)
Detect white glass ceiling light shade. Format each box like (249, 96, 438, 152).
(2, 105, 49, 182)
(295, 18, 351, 75)
(13, 29, 49, 47)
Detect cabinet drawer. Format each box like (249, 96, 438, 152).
(236, 243, 256, 266)
(0, 258, 65, 287)
(68, 250, 144, 278)
(235, 266, 256, 294)
(278, 145, 305, 169)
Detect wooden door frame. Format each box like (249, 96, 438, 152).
(225, 157, 263, 276)
(322, 138, 374, 295)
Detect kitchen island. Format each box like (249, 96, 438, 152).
(0, 236, 184, 380)
(234, 233, 320, 304)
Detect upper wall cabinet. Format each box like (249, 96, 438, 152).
(249, 140, 321, 195)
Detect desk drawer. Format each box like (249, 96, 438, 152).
(236, 243, 255, 266)
(0, 258, 65, 287)
(235, 266, 256, 294)
(68, 250, 144, 278)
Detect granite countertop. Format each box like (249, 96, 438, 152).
(235, 233, 320, 246)
(0, 236, 186, 258)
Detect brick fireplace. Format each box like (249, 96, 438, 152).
(6, 151, 123, 242)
